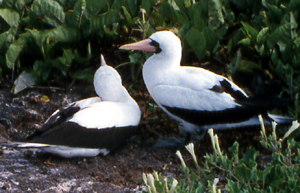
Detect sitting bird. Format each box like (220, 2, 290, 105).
(120, 30, 295, 144)
(2, 55, 141, 158)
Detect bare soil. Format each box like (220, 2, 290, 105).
(0, 82, 272, 192)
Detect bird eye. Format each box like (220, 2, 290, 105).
(149, 39, 162, 54)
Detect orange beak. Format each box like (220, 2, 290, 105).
(119, 39, 156, 52)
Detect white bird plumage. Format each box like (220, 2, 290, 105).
(120, 30, 295, 143)
(2, 55, 141, 158)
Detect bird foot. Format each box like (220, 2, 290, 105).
(153, 137, 185, 148)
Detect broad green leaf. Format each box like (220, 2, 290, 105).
(225, 179, 242, 193)
(256, 27, 269, 46)
(286, 0, 300, 12)
(258, 166, 272, 184)
(281, 39, 294, 63)
(0, 31, 14, 50)
(13, 0, 26, 13)
(242, 147, 259, 168)
(5, 32, 30, 69)
(54, 48, 73, 76)
(267, 4, 284, 23)
(241, 21, 258, 42)
(185, 28, 206, 61)
(72, 0, 86, 29)
(238, 38, 250, 45)
(122, 6, 132, 25)
(31, 0, 65, 27)
(13, 71, 37, 94)
(53, 58, 68, 76)
(229, 141, 239, 163)
(267, 23, 290, 49)
(158, 2, 188, 25)
(111, 0, 126, 10)
(141, 0, 156, 14)
(74, 49, 90, 63)
(224, 8, 235, 25)
(189, 7, 205, 31)
(290, 12, 298, 40)
(234, 163, 255, 182)
(72, 68, 94, 81)
(85, 0, 108, 16)
(208, 0, 224, 29)
(27, 25, 79, 46)
(126, 0, 138, 17)
(174, 0, 186, 10)
(239, 60, 262, 73)
(0, 8, 20, 27)
(216, 26, 228, 38)
(90, 9, 120, 35)
(228, 49, 241, 74)
(203, 27, 218, 53)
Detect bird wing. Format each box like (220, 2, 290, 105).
(25, 101, 140, 148)
(27, 97, 102, 140)
(153, 67, 248, 111)
(150, 67, 265, 126)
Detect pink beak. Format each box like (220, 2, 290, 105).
(119, 39, 156, 52)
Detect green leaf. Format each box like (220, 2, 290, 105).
(0, 30, 14, 50)
(238, 38, 250, 45)
(242, 147, 259, 168)
(27, 25, 79, 46)
(72, 0, 86, 29)
(72, 68, 94, 81)
(256, 27, 269, 46)
(54, 49, 74, 76)
(126, 0, 138, 17)
(0, 8, 20, 27)
(158, 2, 188, 25)
(203, 27, 219, 53)
(13, 71, 37, 94)
(281, 39, 294, 63)
(208, 0, 224, 29)
(85, 0, 108, 16)
(185, 28, 206, 61)
(267, 23, 290, 49)
(90, 9, 120, 35)
(122, 6, 132, 25)
(241, 21, 258, 42)
(267, 4, 284, 23)
(111, 0, 126, 10)
(189, 6, 205, 31)
(5, 32, 30, 69)
(229, 141, 239, 163)
(258, 166, 272, 183)
(234, 163, 256, 182)
(141, 0, 156, 14)
(226, 179, 242, 193)
(290, 12, 298, 40)
(31, 0, 65, 27)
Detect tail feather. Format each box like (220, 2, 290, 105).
(1, 142, 50, 149)
(200, 114, 296, 130)
(268, 114, 297, 125)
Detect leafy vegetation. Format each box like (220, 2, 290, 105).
(143, 117, 300, 192)
(1, 0, 300, 191)
(0, 0, 299, 110)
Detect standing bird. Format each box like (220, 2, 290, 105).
(120, 30, 295, 144)
(2, 55, 141, 158)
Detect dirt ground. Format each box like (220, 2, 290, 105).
(0, 82, 275, 192)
